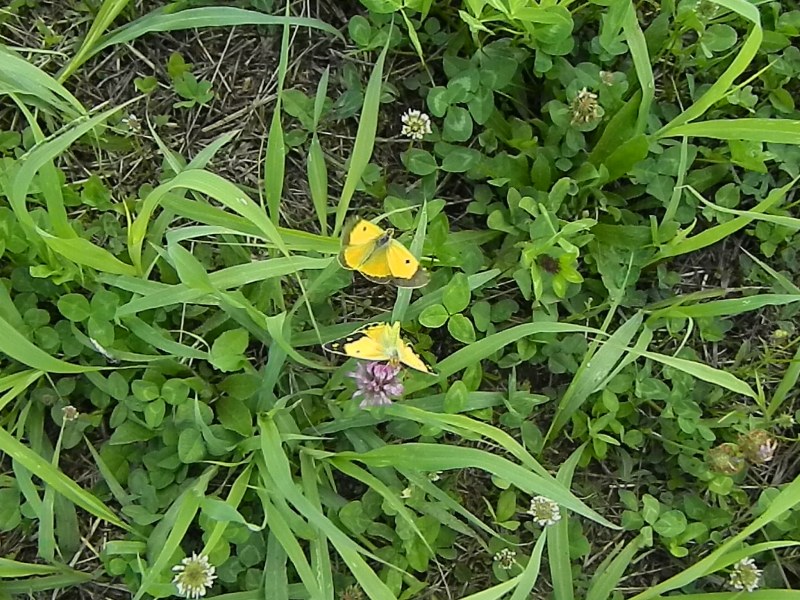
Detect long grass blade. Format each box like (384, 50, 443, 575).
(335, 443, 616, 528)
(0, 314, 101, 374)
(82, 7, 340, 72)
(649, 178, 796, 264)
(333, 28, 391, 235)
(509, 531, 547, 600)
(258, 415, 396, 599)
(621, 2, 653, 135)
(547, 312, 642, 442)
(549, 447, 584, 600)
(0, 426, 128, 530)
(0, 47, 85, 117)
(628, 473, 800, 599)
(657, 0, 762, 134)
(265, 4, 291, 223)
(662, 118, 800, 143)
(59, 0, 131, 82)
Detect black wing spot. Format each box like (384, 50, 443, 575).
(355, 349, 361, 354)
(405, 259, 411, 264)
(361, 225, 368, 231)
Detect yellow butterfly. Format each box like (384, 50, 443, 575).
(338, 218, 430, 288)
(323, 322, 431, 373)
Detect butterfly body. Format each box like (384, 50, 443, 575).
(323, 322, 431, 373)
(338, 218, 429, 288)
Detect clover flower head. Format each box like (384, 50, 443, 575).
(339, 584, 365, 600)
(349, 361, 403, 409)
(570, 88, 601, 125)
(121, 113, 142, 133)
(707, 443, 746, 475)
(739, 429, 777, 464)
(62, 406, 79, 422)
(401, 109, 432, 140)
(172, 553, 216, 599)
(493, 548, 517, 570)
(729, 557, 761, 592)
(600, 70, 615, 86)
(527, 495, 561, 527)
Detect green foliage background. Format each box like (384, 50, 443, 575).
(1, 0, 800, 598)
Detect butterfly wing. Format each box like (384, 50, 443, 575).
(398, 341, 431, 373)
(323, 324, 392, 362)
(355, 244, 394, 282)
(384, 240, 430, 288)
(358, 239, 429, 287)
(345, 219, 386, 246)
(338, 218, 385, 271)
(338, 219, 430, 288)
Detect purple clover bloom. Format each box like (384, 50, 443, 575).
(349, 362, 404, 408)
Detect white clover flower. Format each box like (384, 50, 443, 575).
(493, 547, 517, 570)
(62, 406, 79, 422)
(172, 553, 217, 599)
(729, 558, 762, 592)
(570, 88, 600, 125)
(401, 109, 432, 141)
(599, 71, 615, 86)
(527, 495, 561, 527)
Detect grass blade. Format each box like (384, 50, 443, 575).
(392, 203, 428, 323)
(628, 473, 800, 599)
(264, 4, 291, 223)
(549, 447, 584, 600)
(547, 312, 642, 442)
(405, 321, 604, 394)
(662, 118, 800, 143)
(0, 47, 85, 117)
(585, 534, 646, 600)
(336, 443, 616, 528)
(621, 2, 653, 135)
(333, 28, 391, 235)
(300, 453, 334, 600)
(650, 294, 800, 319)
(59, 0, 131, 82)
(510, 531, 547, 600)
(84, 7, 340, 70)
(258, 414, 397, 599)
(649, 178, 796, 264)
(657, 0, 762, 134)
(0, 313, 101, 374)
(135, 472, 214, 600)
(0, 426, 128, 530)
